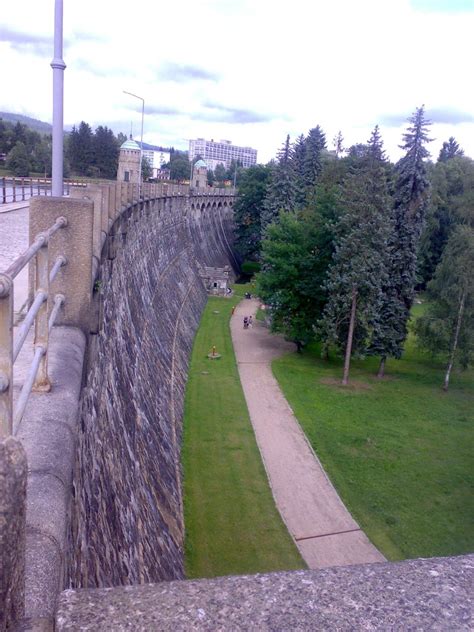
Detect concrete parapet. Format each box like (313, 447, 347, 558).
(56, 555, 474, 631)
(0, 436, 27, 630)
(14, 326, 86, 627)
(29, 197, 94, 334)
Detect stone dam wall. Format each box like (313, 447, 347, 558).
(67, 194, 236, 589)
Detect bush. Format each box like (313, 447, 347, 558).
(241, 260, 261, 276)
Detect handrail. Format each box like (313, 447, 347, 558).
(0, 184, 236, 439)
(0, 216, 68, 437)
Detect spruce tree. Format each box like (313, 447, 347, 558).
(438, 136, 464, 162)
(319, 145, 391, 384)
(261, 135, 296, 232)
(292, 134, 307, 207)
(370, 106, 432, 375)
(303, 125, 326, 190)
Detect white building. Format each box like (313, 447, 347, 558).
(189, 138, 257, 170)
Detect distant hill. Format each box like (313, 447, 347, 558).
(0, 112, 172, 151)
(0, 112, 52, 135)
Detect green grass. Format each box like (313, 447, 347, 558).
(182, 295, 304, 578)
(272, 305, 474, 560)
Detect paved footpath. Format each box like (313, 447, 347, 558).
(231, 298, 385, 569)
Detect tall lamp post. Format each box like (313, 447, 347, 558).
(123, 90, 144, 199)
(51, 0, 66, 197)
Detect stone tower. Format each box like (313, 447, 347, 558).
(117, 136, 141, 183)
(192, 159, 208, 189)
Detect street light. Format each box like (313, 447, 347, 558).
(123, 90, 144, 199)
(51, 0, 66, 197)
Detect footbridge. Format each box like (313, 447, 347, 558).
(0, 183, 472, 630)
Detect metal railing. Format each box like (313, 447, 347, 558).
(0, 177, 85, 204)
(0, 216, 67, 437)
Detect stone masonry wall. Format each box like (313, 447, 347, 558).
(68, 194, 235, 588)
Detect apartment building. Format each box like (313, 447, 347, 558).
(189, 138, 257, 170)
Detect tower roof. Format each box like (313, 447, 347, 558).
(194, 159, 207, 169)
(120, 138, 141, 151)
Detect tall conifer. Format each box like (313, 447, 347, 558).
(370, 106, 432, 375)
(261, 135, 296, 232)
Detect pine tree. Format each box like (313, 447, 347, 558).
(292, 134, 307, 207)
(234, 164, 271, 262)
(438, 136, 464, 162)
(319, 146, 391, 384)
(261, 135, 296, 232)
(370, 106, 432, 375)
(303, 125, 326, 190)
(93, 126, 120, 179)
(333, 130, 345, 157)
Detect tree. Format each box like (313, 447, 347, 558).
(333, 130, 345, 157)
(6, 141, 31, 176)
(233, 164, 271, 262)
(169, 150, 190, 182)
(438, 137, 464, 162)
(207, 169, 215, 187)
(303, 125, 326, 190)
(141, 156, 152, 180)
(257, 210, 332, 352)
(370, 106, 432, 374)
(214, 163, 227, 186)
(93, 126, 119, 179)
(67, 121, 94, 175)
(419, 156, 474, 286)
(318, 146, 390, 384)
(414, 225, 474, 390)
(292, 134, 307, 207)
(261, 135, 296, 231)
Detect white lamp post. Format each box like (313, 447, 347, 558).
(51, 0, 66, 197)
(123, 90, 144, 199)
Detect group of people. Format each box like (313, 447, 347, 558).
(243, 315, 253, 329)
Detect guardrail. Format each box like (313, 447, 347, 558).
(0, 217, 67, 437)
(0, 177, 85, 204)
(0, 181, 235, 438)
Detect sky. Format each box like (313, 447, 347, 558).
(1, 0, 473, 163)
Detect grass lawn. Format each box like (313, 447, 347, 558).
(182, 293, 304, 578)
(272, 304, 474, 560)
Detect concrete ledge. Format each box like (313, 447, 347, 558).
(14, 326, 86, 621)
(56, 555, 474, 630)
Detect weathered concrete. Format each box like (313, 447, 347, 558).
(29, 197, 94, 333)
(0, 436, 27, 630)
(68, 194, 236, 589)
(13, 326, 86, 624)
(231, 299, 385, 568)
(56, 555, 474, 631)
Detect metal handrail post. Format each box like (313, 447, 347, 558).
(0, 275, 13, 437)
(33, 243, 51, 392)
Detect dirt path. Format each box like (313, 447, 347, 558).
(231, 298, 385, 569)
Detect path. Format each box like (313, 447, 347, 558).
(231, 298, 385, 569)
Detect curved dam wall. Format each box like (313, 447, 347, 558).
(68, 193, 236, 588)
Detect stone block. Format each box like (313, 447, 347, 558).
(0, 436, 27, 630)
(29, 196, 94, 334)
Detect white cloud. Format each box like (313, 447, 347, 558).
(0, 0, 473, 162)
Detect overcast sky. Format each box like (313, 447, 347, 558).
(1, 0, 473, 163)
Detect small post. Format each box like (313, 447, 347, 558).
(2, 178, 5, 204)
(0, 274, 14, 437)
(33, 242, 51, 392)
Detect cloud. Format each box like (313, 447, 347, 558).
(145, 105, 184, 116)
(158, 62, 219, 82)
(200, 101, 276, 124)
(72, 57, 132, 78)
(380, 108, 474, 127)
(411, 0, 474, 13)
(0, 26, 50, 55)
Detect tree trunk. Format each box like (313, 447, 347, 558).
(443, 290, 466, 392)
(377, 356, 386, 378)
(342, 287, 357, 386)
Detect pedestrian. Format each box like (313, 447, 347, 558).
(248, 315, 253, 327)
(243, 316, 248, 329)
